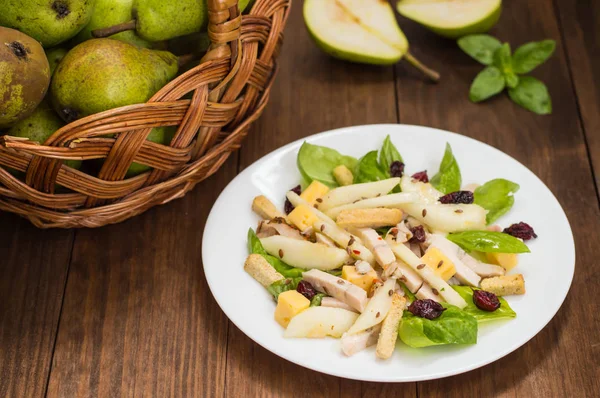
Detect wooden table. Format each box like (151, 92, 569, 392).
(2, 1, 599, 397)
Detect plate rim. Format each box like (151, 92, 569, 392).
(202, 123, 575, 382)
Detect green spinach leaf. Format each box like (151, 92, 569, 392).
(399, 306, 478, 348)
(474, 179, 520, 224)
(430, 143, 462, 194)
(379, 135, 403, 174)
(297, 142, 358, 187)
(267, 277, 302, 300)
(452, 286, 516, 322)
(446, 231, 530, 253)
(512, 40, 556, 74)
(247, 229, 305, 277)
(354, 150, 388, 183)
(457, 34, 503, 65)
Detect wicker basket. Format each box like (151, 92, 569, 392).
(0, 0, 290, 228)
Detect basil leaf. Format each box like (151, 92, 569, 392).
(493, 43, 513, 74)
(508, 76, 552, 115)
(457, 34, 503, 65)
(379, 135, 403, 174)
(446, 231, 530, 253)
(430, 143, 461, 194)
(469, 66, 506, 103)
(474, 179, 520, 224)
(354, 150, 388, 183)
(297, 142, 358, 187)
(267, 277, 302, 300)
(310, 293, 326, 307)
(399, 306, 478, 348)
(247, 229, 305, 277)
(505, 73, 519, 89)
(512, 40, 556, 74)
(452, 286, 516, 321)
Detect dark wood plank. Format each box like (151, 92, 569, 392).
(394, 0, 600, 396)
(554, 0, 600, 190)
(0, 214, 72, 398)
(224, 3, 409, 397)
(46, 158, 236, 397)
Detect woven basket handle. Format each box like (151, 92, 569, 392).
(202, 0, 242, 64)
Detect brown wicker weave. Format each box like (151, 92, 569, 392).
(0, 0, 290, 228)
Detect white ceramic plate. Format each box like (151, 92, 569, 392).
(202, 124, 575, 382)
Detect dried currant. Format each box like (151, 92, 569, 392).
(389, 161, 405, 178)
(472, 289, 501, 311)
(296, 280, 317, 300)
(284, 185, 302, 214)
(438, 190, 474, 204)
(503, 222, 537, 241)
(409, 225, 426, 244)
(411, 170, 429, 183)
(408, 299, 446, 320)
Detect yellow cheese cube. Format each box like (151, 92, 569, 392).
(486, 252, 518, 271)
(342, 265, 378, 292)
(274, 290, 310, 328)
(287, 204, 318, 233)
(300, 180, 330, 205)
(421, 247, 456, 281)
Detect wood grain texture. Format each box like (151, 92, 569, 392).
(45, 158, 237, 398)
(395, 0, 600, 396)
(553, 0, 600, 189)
(223, 4, 411, 398)
(0, 214, 72, 398)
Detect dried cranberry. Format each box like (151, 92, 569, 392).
(503, 222, 537, 241)
(411, 170, 429, 183)
(408, 299, 446, 320)
(389, 161, 405, 178)
(284, 185, 302, 214)
(409, 225, 426, 243)
(296, 280, 317, 300)
(472, 290, 501, 311)
(438, 191, 474, 204)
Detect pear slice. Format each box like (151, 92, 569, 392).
(304, 0, 439, 82)
(397, 0, 502, 39)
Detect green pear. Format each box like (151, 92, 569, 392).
(72, 0, 152, 48)
(397, 0, 502, 39)
(304, 0, 439, 81)
(6, 102, 82, 170)
(50, 38, 179, 122)
(45, 47, 69, 75)
(0, 0, 95, 48)
(0, 27, 50, 128)
(92, 0, 253, 42)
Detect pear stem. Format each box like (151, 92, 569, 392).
(404, 52, 440, 83)
(92, 19, 137, 38)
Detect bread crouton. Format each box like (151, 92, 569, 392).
(244, 254, 284, 287)
(376, 293, 406, 359)
(252, 195, 285, 220)
(336, 208, 403, 229)
(333, 165, 354, 186)
(480, 274, 525, 296)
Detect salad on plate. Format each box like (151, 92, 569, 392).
(243, 135, 537, 359)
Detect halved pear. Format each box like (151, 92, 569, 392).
(397, 0, 502, 39)
(304, 0, 439, 81)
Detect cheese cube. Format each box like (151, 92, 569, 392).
(421, 247, 456, 281)
(287, 204, 318, 233)
(486, 252, 518, 271)
(300, 180, 330, 205)
(274, 290, 310, 328)
(342, 265, 378, 292)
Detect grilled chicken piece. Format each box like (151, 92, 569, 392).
(394, 222, 413, 243)
(302, 269, 368, 312)
(352, 228, 396, 268)
(321, 297, 358, 312)
(341, 325, 381, 356)
(256, 218, 304, 240)
(395, 260, 424, 293)
(427, 235, 481, 287)
(461, 255, 505, 278)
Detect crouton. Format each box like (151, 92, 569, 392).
(480, 274, 525, 296)
(244, 254, 284, 287)
(376, 293, 406, 359)
(333, 165, 354, 186)
(336, 208, 403, 229)
(252, 195, 285, 220)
